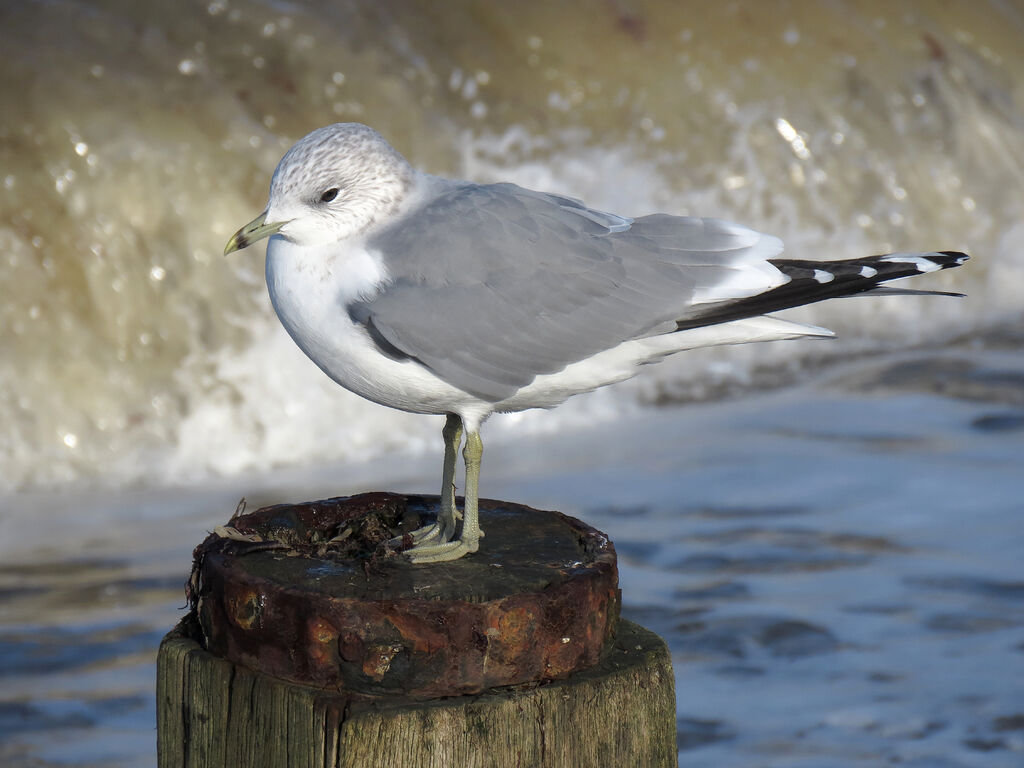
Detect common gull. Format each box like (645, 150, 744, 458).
(224, 123, 968, 563)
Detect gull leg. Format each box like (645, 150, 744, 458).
(438, 413, 463, 534)
(390, 414, 462, 548)
(459, 430, 482, 549)
(406, 429, 483, 563)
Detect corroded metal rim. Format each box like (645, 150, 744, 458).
(190, 493, 620, 698)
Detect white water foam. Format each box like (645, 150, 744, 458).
(5, 0, 1024, 491)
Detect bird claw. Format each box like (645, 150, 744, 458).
(388, 507, 458, 550)
(404, 535, 480, 564)
(391, 502, 478, 563)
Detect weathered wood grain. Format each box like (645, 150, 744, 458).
(157, 617, 676, 768)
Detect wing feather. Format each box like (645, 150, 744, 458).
(354, 182, 785, 400)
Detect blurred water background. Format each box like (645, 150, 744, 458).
(1, 1, 1023, 765)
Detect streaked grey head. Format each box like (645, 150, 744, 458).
(225, 123, 414, 254)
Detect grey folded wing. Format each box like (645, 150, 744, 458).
(348, 182, 782, 401)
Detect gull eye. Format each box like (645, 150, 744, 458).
(319, 188, 339, 203)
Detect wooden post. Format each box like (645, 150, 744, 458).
(157, 494, 676, 767)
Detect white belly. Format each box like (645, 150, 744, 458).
(264, 236, 480, 417)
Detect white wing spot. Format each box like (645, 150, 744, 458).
(813, 269, 834, 284)
(859, 265, 878, 278)
(880, 254, 941, 273)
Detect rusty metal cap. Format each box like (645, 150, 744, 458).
(190, 493, 620, 699)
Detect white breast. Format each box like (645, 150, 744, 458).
(264, 235, 479, 416)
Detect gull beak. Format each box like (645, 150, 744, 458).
(223, 210, 286, 255)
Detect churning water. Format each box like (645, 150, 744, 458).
(2, 0, 1022, 489)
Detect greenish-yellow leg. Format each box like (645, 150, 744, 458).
(406, 426, 482, 564)
(392, 414, 462, 548)
(438, 413, 463, 534)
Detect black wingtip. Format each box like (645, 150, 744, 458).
(676, 249, 970, 334)
(865, 287, 967, 298)
(938, 251, 970, 265)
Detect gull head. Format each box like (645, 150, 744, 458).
(224, 123, 414, 254)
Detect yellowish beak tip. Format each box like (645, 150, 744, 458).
(223, 211, 284, 257)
